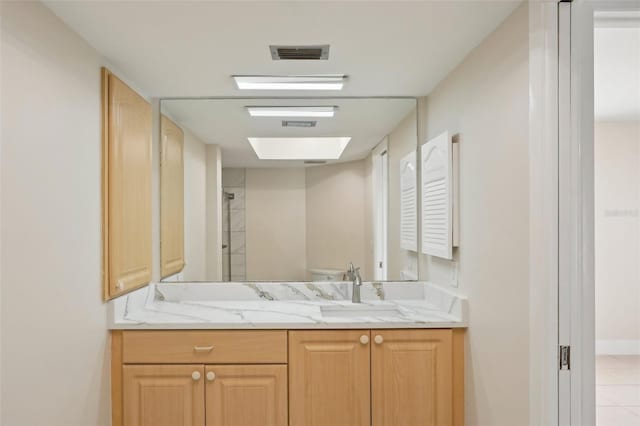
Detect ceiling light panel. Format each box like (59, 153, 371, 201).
(248, 137, 351, 160)
(233, 75, 346, 91)
(246, 106, 337, 117)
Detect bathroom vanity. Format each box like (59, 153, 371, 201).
(102, 69, 468, 426)
(109, 281, 466, 426)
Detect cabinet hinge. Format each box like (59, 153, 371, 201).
(560, 345, 571, 370)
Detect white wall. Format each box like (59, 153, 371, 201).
(595, 121, 640, 354)
(387, 109, 418, 280)
(306, 160, 368, 278)
(418, 4, 529, 425)
(245, 168, 306, 281)
(182, 129, 207, 281)
(1, 2, 111, 424)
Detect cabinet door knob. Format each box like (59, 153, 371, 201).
(116, 280, 124, 291)
(206, 371, 216, 382)
(360, 335, 369, 345)
(374, 335, 384, 345)
(192, 371, 201, 381)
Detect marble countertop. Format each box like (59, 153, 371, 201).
(108, 281, 467, 330)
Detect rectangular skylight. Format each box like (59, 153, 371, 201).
(233, 75, 345, 91)
(248, 137, 351, 160)
(246, 106, 337, 117)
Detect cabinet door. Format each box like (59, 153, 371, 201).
(160, 115, 185, 278)
(205, 365, 287, 426)
(289, 330, 370, 426)
(103, 68, 152, 299)
(371, 329, 453, 426)
(123, 365, 205, 426)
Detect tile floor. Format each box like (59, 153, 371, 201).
(597, 355, 640, 426)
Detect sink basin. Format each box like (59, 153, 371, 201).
(320, 305, 404, 318)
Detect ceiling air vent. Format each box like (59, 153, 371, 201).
(282, 120, 317, 128)
(270, 45, 330, 60)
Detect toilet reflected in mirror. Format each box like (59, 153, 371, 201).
(159, 98, 418, 282)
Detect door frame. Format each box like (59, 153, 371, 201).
(372, 137, 389, 281)
(558, 2, 595, 424)
(530, 1, 640, 425)
(529, 1, 595, 424)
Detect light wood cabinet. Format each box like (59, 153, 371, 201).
(160, 115, 185, 278)
(205, 365, 287, 426)
(121, 330, 287, 364)
(371, 329, 453, 426)
(123, 364, 205, 426)
(289, 330, 371, 426)
(112, 329, 464, 426)
(102, 68, 152, 300)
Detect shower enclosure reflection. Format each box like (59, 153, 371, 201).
(159, 98, 419, 282)
(223, 190, 236, 281)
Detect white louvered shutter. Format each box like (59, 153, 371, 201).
(400, 151, 417, 251)
(421, 132, 453, 259)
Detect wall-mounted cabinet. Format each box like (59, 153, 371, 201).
(112, 329, 463, 426)
(102, 68, 152, 300)
(160, 115, 185, 278)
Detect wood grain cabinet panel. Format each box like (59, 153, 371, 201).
(122, 330, 287, 364)
(205, 365, 287, 426)
(371, 329, 453, 426)
(102, 68, 152, 300)
(160, 115, 185, 278)
(288, 330, 371, 426)
(111, 329, 464, 426)
(123, 364, 205, 426)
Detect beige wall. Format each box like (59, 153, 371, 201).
(1, 2, 111, 424)
(245, 168, 307, 281)
(595, 121, 640, 350)
(418, 4, 529, 425)
(182, 129, 207, 281)
(205, 145, 223, 281)
(387, 109, 418, 280)
(306, 160, 368, 278)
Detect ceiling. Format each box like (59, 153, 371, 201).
(44, 1, 520, 98)
(594, 24, 640, 121)
(162, 98, 416, 167)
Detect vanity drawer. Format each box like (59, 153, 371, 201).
(122, 330, 287, 364)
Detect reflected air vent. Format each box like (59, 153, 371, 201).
(270, 45, 330, 60)
(282, 120, 317, 128)
(304, 160, 327, 165)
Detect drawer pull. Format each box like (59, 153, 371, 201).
(193, 345, 214, 353)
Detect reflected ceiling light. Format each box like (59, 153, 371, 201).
(233, 75, 346, 91)
(246, 106, 337, 118)
(248, 137, 351, 160)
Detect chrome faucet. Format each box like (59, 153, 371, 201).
(347, 262, 363, 303)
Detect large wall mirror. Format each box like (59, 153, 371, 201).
(160, 98, 418, 282)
